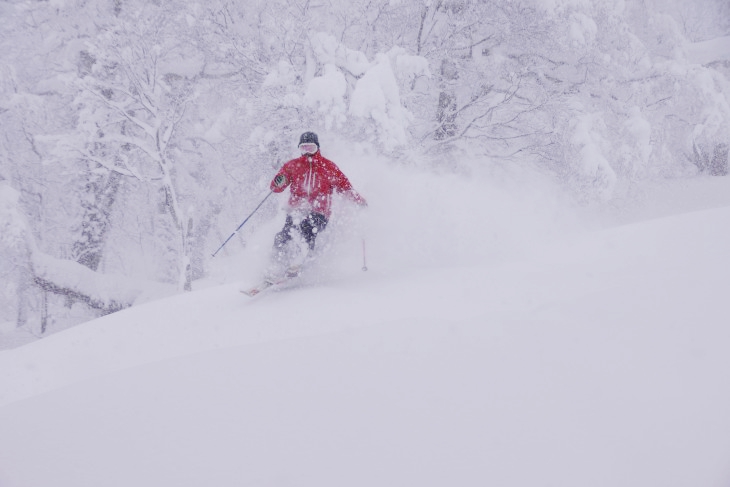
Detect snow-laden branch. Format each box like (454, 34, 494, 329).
(121, 62, 159, 118)
(102, 133, 163, 164)
(80, 82, 158, 138)
(687, 36, 730, 65)
(2, 182, 172, 316)
(32, 252, 171, 315)
(73, 149, 139, 178)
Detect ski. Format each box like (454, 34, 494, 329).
(240, 267, 301, 297)
(239, 279, 277, 297)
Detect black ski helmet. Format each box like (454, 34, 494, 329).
(299, 131, 320, 147)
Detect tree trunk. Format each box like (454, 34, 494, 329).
(73, 169, 122, 271)
(16, 269, 30, 329)
(40, 288, 48, 334)
(435, 59, 459, 140)
(158, 156, 193, 292)
(435, 91, 458, 140)
(710, 143, 728, 176)
(183, 217, 194, 291)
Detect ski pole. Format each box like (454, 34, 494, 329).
(361, 238, 368, 271)
(211, 191, 273, 258)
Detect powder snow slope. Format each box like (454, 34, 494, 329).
(1, 200, 730, 487)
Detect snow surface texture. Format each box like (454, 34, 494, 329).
(1, 169, 730, 486)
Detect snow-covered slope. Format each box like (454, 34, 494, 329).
(1, 183, 730, 487)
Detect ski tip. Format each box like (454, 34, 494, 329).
(240, 287, 264, 297)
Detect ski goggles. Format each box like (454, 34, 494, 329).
(299, 143, 318, 154)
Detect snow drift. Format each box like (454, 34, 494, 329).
(1, 178, 730, 487)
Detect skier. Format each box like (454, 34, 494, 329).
(267, 131, 367, 278)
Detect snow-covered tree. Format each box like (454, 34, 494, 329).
(2, 0, 730, 338)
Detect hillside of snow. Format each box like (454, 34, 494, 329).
(1, 170, 730, 487)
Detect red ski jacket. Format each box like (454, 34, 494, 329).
(270, 151, 366, 218)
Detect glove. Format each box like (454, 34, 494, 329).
(273, 174, 287, 188)
(348, 190, 367, 207)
